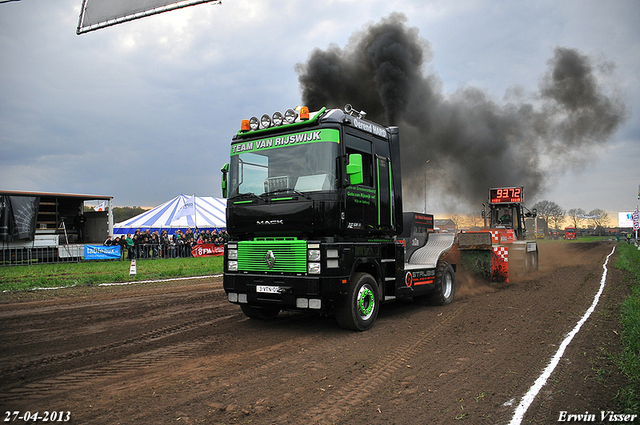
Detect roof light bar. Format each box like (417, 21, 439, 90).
(240, 105, 313, 131)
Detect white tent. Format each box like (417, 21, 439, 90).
(113, 194, 226, 235)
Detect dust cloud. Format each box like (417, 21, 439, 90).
(454, 270, 499, 301)
(296, 13, 627, 212)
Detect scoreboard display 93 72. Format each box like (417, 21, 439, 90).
(489, 187, 523, 204)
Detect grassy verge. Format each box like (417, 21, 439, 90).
(533, 235, 616, 244)
(0, 256, 224, 292)
(616, 242, 640, 411)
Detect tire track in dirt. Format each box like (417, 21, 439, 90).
(0, 313, 240, 404)
(1, 304, 228, 375)
(297, 305, 466, 424)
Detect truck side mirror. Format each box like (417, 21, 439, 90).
(221, 163, 229, 198)
(346, 153, 363, 185)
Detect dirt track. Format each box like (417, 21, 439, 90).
(0, 241, 631, 424)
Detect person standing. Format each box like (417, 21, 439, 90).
(73, 210, 86, 242)
(119, 235, 127, 260)
(133, 230, 142, 258)
(126, 233, 134, 260)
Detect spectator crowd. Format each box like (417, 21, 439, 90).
(103, 228, 228, 260)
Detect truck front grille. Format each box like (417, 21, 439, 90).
(238, 238, 307, 273)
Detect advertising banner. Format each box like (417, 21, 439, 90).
(619, 212, 635, 228)
(191, 243, 224, 257)
(85, 245, 121, 260)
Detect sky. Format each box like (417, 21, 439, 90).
(1, 0, 639, 221)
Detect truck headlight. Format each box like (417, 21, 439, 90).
(227, 249, 238, 260)
(284, 108, 297, 124)
(272, 111, 284, 126)
(308, 262, 321, 274)
(249, 117, 260, 131)
(308, 249, 321, 262)
(228, 260, 238, 271)
(261, 114, 272, 128)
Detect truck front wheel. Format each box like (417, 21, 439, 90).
(335, 272, 380, 331)
(431, 261, 456, 306)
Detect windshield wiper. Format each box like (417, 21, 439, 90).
(235, 192, 264, 201)
(263, 188, 312, 200)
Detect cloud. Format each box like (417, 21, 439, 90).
(296, 13, 628, 212)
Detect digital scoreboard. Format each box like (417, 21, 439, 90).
(489, 187, 523, 204)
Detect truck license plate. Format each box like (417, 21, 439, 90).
(256, 285, 281, 294)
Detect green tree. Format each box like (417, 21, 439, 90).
(112, 206, 149, 224)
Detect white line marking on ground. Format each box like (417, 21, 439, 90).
(508, 245, 616, 425)
(98, 274, 223, 286)
(3, 274, 223, 292)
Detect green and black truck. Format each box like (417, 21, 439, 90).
(221, 105, 463, 331)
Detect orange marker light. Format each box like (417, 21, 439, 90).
(241, 119, 250, 131)
(300, 106, 309, 120)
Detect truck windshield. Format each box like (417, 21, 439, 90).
(228, 139, 339, 198)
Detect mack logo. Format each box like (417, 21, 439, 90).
(256, 220, 284, 225)
(265, 250, 276, 269)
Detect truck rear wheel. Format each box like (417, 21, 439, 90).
(335, 272, 380, 331)
(431, 261, 456, 306)
(240, 304, 280, 320)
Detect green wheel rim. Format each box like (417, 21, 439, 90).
(357, 286, 375, 319)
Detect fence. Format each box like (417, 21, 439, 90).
(0, 246, 84, 266)
(1, 242, 223, 266)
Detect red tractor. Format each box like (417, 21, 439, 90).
(455, 187, 539, 282)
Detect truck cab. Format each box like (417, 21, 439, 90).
(221, 105, 457, 331)
(564, 227, 576, 240)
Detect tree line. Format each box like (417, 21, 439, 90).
(83, 206, 149, 223)
(530, 200, 611, 234)
(449, 200, 613, 236)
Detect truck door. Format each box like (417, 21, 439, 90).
(344, 133, 377, 232)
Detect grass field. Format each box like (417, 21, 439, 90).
(616, 242, 640, 412)
(0, 256, 224, 292)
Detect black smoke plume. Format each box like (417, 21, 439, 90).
(295, 13, 627, 212)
